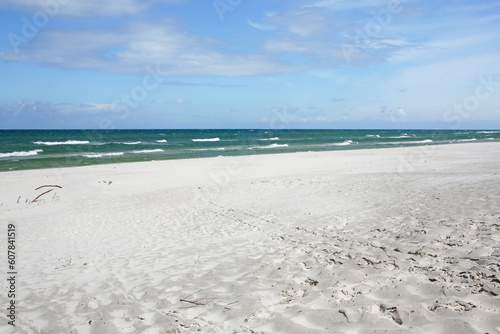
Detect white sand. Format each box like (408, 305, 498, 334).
(1, 142, 500, 333)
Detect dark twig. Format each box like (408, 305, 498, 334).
(35, 185, 62, 190)
(180, 299, 206, 306)
(32, 189, 54, 202)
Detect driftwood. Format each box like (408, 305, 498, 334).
(35, 185, 62, 190)
(180, 299, 205, 306)
(30, 184, 62, 203)
(32, 189, 54, 202)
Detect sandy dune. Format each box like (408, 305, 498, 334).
(1, 142, 500, 333)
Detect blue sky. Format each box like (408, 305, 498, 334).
(0, 0, 499, 129)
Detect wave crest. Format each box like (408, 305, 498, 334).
(192, 138, 220, 142)
(0, 149, 43, 158)
(33, 140, 89, 145)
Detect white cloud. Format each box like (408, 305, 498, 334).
(252, 0, 500, 72)
(379, 105, 408, 122)
(0, 21, 302, 76)
(247, 20, 276, 31)
(166, 98, 185, 105)
(1, 1, 498, 79)
(248, 1, 418, 68)
(0, 0, 183, 17)
(302, 0, 411, 11)
(264, 41, 311, 54)
(0, 99, 152, 128)
(254, 9, 329, 37)
(3, 99, 121, 115)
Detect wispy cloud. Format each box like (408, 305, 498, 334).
(0, 99, 155, 128)
(0, 21, 302, 76)
(302, 0, 412, 10)
(0, 0, 497, 82)
(166, 98, 187, 105)
(0, 0, 420, 76)
(163, 81, 244, 88)
(2, 99, 121, 116)
(0, 0, 184, 17)
(380, 105, 407, 122)
(250, 0, 417, 67)
(247, 19, 277, 31)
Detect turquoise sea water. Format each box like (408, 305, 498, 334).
(1, 129, 499, 171)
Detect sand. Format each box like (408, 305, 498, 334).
(1, 142, 500, 333)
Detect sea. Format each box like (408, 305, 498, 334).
(1, 129, 499, 171)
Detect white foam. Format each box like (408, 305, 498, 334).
(156, 139, 168, 143)
(131, 149, 164, 154)
(0, 149, 43, 158)
(457, 138, 477, 142)
(251, 143, 289, 149)
(82, 152, 124, 158)
(192, 138, 220, 142)
(33, 140, 90, 145)
(191, 148, 226, 151)
(258, 137, 280, 141)
(332, 140, 353, 146)
(266, 143, 288, 148)
(123, 141, 142, 145)
(366, 135, 380, 138)
(380, 139, 433, 145)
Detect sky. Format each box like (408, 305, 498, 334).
(0, 0, 499, 129)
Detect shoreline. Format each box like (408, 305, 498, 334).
(1, 140, 498, 175)
(1, 141, 500, 333)
(1, 128, 499, 172)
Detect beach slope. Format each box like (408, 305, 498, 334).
(1, 142, 500, 333)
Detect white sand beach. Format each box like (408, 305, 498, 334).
(1, 142, 500, 333)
